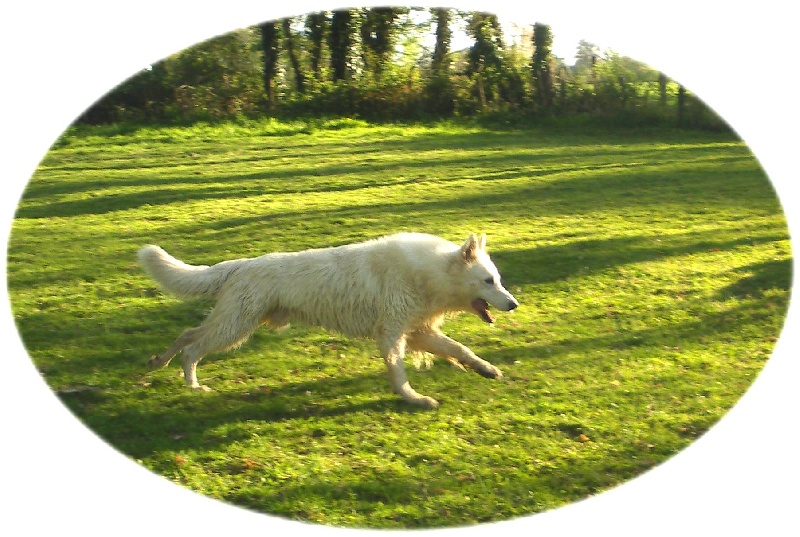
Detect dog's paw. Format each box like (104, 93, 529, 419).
(146, 355, 164, 370)
(416, 395, 440, 409)
(190, 384, 212, 392)
(402, 394, 440, 409)
(477, 364, 503, 379)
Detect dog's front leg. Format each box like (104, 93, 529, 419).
(379, 332, 439, 409)
(407, 330, 503, 379)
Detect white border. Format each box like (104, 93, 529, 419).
(2, 2, 797, 536)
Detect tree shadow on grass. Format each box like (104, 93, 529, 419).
(32, 127, 737, 195)
(13, 223, 789, 383)
(32, 242, 792, 529)
(492, 227, 789, 288)
(17, 128, 758, 219)
(226, 472, 459, 528)
(488, 294, 790, 371)
(717, 258, 793, 299)
(49, 263, 790, 465)
(71, 370, 414, 460)
(9, 126, 787, 527)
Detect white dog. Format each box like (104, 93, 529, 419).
(138, 232, 518, 408)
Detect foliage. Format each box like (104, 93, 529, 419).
(78, 62, 173, 124)
(83, 28, 265, 124)
(79, 9, 727, 130)
(305, 12, 328, 81)
(360, 7, 407, 76)
(424, 73, 458, 116)
(532, 22, 555, 108)
(161, 29, 264, 121)
(8, 119, 791, 528)
(431, 8, 452, 75)
(259, 22, 280, 106)
(466, 12, 506, 108)
(573, 40, 599, 79)
(281, 18, 306, 94)
(328, 10, 354, 82)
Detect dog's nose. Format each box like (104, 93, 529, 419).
(507, 299, 518, 311)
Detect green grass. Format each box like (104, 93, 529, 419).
(7, 119, 791, 528)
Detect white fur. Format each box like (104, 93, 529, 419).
(138, 232, 518, 408)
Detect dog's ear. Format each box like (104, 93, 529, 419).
(478, 233, 487, 251)
(461, 233, 479, 262)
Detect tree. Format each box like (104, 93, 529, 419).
(360, 7, 403, 77)
(531, 22, 554, 108)
(76, 11, 724, 128)
(329, 10, 354, 82)
(431, 7, 452, 75)
(281, 18, 306, 94)
(593, 52, 640, 111)
(78, 62, 172, 123)
(574, 40, 599, 82)
(161, 29, 263, 119)
(677, 84, 686, 124)
(466, 12, 505, 108)
(305, 12, 328, 81)
(259, 21, 280, 107)
(423, 8, 456, 115)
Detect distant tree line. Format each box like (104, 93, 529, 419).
(80, 8, 725, 129)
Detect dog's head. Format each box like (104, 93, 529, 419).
(459, 233, 519, 323)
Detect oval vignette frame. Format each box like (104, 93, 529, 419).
(2, 2, 797, 536)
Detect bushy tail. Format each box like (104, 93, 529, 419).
(138, 245, 236, 299)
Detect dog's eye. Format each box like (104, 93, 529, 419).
(484, 277, 495, 285)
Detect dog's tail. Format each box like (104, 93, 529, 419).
(138, 245, 238, 299)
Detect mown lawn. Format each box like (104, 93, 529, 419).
(7, 118, 791, 528)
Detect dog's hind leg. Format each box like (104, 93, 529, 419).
(148, 299, 261, 391)
(179, 343, 212, 392)
(177, 304, 262, 391)
(378, 332, 439, 409)
(147, 326, 205, 370)
(181, 325, 255, 391)
(407, 329, 503, 379)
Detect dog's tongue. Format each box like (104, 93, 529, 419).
(472, 299, 495, 324)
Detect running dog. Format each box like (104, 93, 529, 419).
(138, 232, 518, 408)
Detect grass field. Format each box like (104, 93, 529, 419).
(7, 118, 791, 528)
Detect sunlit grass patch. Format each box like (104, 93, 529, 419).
(7, 120, 791, 528)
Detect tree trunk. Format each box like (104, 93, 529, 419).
(361, 7, 399, 77)
(432, 8, 451, 74)
(531, 23, 554, 109)
(677, 84, 686, 125)
(259, 21, 279, 109)
(329, 10, 352, 82)
(476, 61, 486, 110)
(305, 13, 327, 80)
(282, 18, 305, 93)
